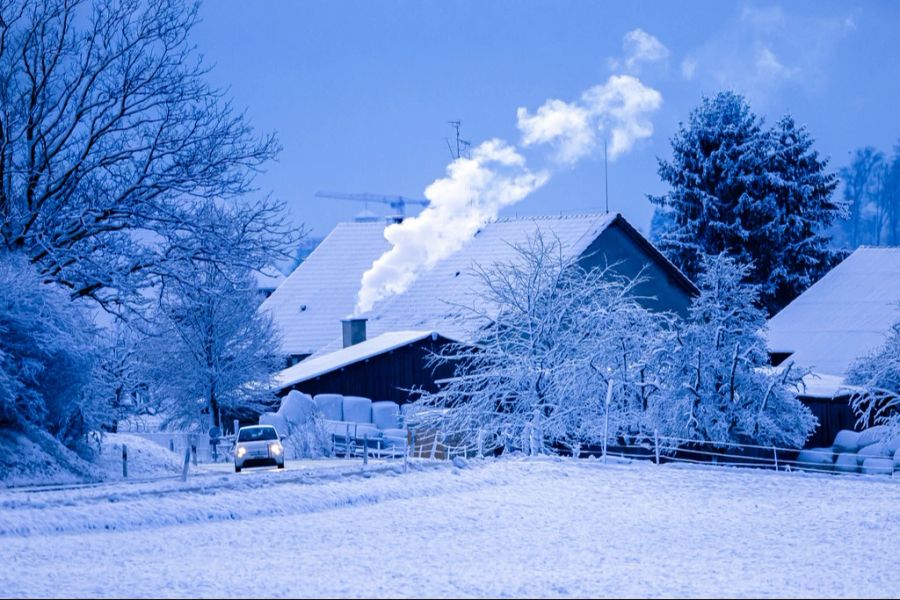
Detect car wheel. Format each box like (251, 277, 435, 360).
(277, 462, 285, 469)
(235, 466, 241, 473)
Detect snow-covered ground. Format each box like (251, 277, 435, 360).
(2, 458, 899, 598)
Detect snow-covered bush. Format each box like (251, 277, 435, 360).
(414, 234, 672, 454)
(847, 316, 900, 440)
(659, 254, 816, 448)
(0, 254, 105, 446)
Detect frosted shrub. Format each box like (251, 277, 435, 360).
(848, 317, 900, 441)
(659, 254, 817, 448)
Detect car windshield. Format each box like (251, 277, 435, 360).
(238, 427, 278, 442)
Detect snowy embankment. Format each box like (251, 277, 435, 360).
(2, 458, 900, 598)
(0, 430, 185, 488)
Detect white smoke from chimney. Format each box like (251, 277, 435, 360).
(355, 140, 549, 314)
(354, 74, 662, 315)
(517, 75, 662, 164)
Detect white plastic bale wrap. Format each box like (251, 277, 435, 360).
(313, 394, 344, 421)
(795, 448, 834, 471)
(342, 396, 373, 424)
(861, 457, 894, 476)
(372, 401, 401, 430)
(834, 452, 860, 473)
(279, 391, 317, 423)
(832, 430, 861, 454)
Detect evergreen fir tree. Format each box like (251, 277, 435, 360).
(650, 92, 843, 315)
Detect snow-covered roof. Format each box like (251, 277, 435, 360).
(253, 268, 286, 291)
(798, 372, 857, 400)
(311, 213, 620, 355)
(273, 330, 447, 390)
(766, 247, 900, 377)
(259, 222, 391, 356)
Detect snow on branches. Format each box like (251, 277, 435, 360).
(414, 239, 816, 454)
(650, 92, 843, 316)
(848, 315, 900, 440)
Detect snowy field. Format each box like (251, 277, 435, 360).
(2, 458, 899, 598)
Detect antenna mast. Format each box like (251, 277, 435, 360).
(446, 120, 471, 160)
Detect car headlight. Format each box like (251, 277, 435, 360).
(269, 442, 282, 456)
(236, 446, 247, 458)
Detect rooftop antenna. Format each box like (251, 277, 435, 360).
(446, 120, 471, 160)
(604, 137, 610, 214)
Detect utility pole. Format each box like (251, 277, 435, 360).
(604, 137, 610, 214)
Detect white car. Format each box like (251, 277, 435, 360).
(234, 425, 285, 472)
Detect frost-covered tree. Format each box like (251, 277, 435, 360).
(0, 0, 295, 312)
(660, 254, 816, 448)
(414, 234, 672, 454)
(145, 258, 281, 431)
(838, 148, 885, 248)
(650, 92, 843, 315)
(0, 254, 105, 445)
(847, 316, 900, 439)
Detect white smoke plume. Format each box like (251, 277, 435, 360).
(354, 74, 662, 315)
(517, 75, 662, 164)
(355, 140, 549, 314)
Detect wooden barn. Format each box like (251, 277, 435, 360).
(266, 212, 699, 403)
(273, 327, 456, 403)
(766, 247, 900, 447)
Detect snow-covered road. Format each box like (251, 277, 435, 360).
(2, 458, 899, 598)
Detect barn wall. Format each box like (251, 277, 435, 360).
(800, 396, 857, 448)
(281, 337, 456, 404)
(579, 223, 694, 317)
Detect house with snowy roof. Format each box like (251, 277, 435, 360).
(766, 246, 900, 446)
(264, 212, 698, 403)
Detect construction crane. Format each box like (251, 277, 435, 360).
(314, 191, 429, 218)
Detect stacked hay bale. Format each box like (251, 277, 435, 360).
(795, 426, 899, 475)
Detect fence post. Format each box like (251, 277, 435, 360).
(168, 439, 175, 453)
(345, 424, 352, 459)
(602, 380, 613, 464)
(430, 432, 438, 460)
(181, 446, 190, 482)
(233, 419, 240, 438)
(477, 428, 484, 458)
(772, 446, 778, 472)
(363, 435, 369, 467)
(122, 444, 128, 479)
(654, 429, 660, 466)
(191, 440, 197, 466)
(409, 430, 416, 460)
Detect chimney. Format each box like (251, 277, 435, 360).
(341, 318, 367, 348)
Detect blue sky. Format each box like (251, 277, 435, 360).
(194, 1, 900, 238)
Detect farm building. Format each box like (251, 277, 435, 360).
(267, 212, 698, 403)
(766, 247, 900, 447)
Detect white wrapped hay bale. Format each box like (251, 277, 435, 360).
(861, 457, 894, 476)
(832, 430, 861, 454)
(834, 452, 860, 473)
(857, 425, 891, 448)
(313, 394, 344, 421)
(279, 390, 316, 423)
(857, 442, 891, 459)
(795, 448, 834, 471)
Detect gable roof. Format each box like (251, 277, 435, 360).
(766, 247, 900, 377)
(273, 330, 449, 391)
(265, 211, 697, 360)
(260, 221, 391, 356)
(356, 213, 620, 345)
